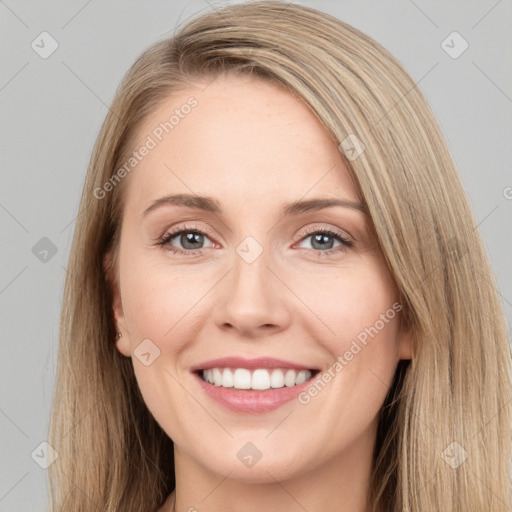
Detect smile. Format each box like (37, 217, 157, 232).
(191, 357, 321, 413)
(199, 367, 319, 390)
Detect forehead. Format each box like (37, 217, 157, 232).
(123, 74, 359, 214)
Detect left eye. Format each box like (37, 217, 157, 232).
(296, 230, 350, 251)
(159, 230, 214, 252)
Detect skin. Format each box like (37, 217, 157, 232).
(109, 73, 412, 512)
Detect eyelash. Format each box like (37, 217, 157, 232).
(155, 223, 353, 258)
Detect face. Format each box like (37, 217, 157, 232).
(109, 73, 412, 483)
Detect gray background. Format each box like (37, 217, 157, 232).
(1, 0, 511, 510)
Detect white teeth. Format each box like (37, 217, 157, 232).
(204, 369, 214, 384)
(252, 369, 271, 390)
(201, 368, 313, 390)
(233, 368, 252, 389)
(222, 368, 234, 387)
(295, 370, 308, 385)
(270, 369, 284, 388)
(213, 368, 223, 386)
(284, 369, 296, 387)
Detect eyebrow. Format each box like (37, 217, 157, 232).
(142, 193, 368, 217)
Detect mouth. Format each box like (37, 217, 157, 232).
(195, 367, 321, 391)
(190, 356, 322, 413)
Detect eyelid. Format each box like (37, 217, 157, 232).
(156, 222, 217, 243)
(295, 224, 353, 243)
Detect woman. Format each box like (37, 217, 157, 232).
(48, 1, 512, 511)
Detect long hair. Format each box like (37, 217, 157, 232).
(48, 1, 512, 510)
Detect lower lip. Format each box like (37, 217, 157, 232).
(193, 372, 317, 413)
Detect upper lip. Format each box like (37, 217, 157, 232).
(190, 356, 319, 372)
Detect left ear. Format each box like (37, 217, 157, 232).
(103, 250, 131, 357)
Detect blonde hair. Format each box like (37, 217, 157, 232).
(48, 1, 512, 511)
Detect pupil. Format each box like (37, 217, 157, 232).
(182, 232, 203, 249)
(312, 233, 333, 250)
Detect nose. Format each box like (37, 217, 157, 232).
(213, 247, 292, 338)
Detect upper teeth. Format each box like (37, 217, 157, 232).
(202, 368, 313, 390)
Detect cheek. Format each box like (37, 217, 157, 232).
(293, 260, 398, 341)
(121, 272, 172, 340)
(118, 256, 208, 438)
(120, 246, 207, 341)
(293, 261, 402, 398)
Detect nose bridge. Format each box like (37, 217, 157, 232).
(214, 235, 289, 334)
(231, 238, 274, 311)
